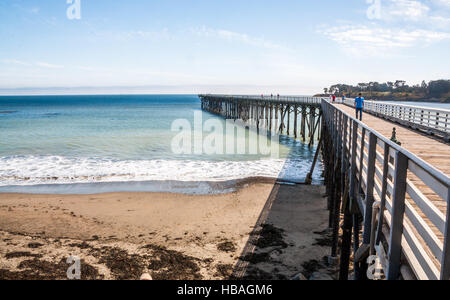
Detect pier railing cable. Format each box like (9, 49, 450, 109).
(343, 99, 450, 140)
(323, 99, 450, 280)
(199, 94, 323, 106)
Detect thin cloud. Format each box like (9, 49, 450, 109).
(319, 0, 450, 56)
(431, 0, 450, 8)
(35, 62, 64, 69)
(1, 59, 32, 66)
(190, 27, 292, 51)
(380, 0, 450, 28)
(320, 25, 450, 56)
(30, 7, 40, 14)
(94, 29, 172, 42)
(1, 59, 65, 69)
(384, 0, 430, 21)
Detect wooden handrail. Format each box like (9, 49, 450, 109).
(322, 99, 450, 280)
(343, 99, 450, 138)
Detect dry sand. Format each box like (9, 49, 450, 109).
(0, 182, 335, 280)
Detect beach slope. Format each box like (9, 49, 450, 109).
(0, 183, 333, 280)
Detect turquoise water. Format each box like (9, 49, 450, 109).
(0, 95, 322, 192)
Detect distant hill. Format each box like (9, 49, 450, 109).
(315, 80, 450, 103)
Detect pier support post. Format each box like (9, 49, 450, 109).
(294, 105, 298, 139)
(309, 107, 316, 147)
(301, 107, 306, 141)
(353, 214, 363, 280)
(305, 134, 323, 184)
(275, 104, 279, 133)
(269, 104, 273, 131)
(309, 112, 321, 148)
(309, 107, 314, 144)
(339, 203, 353, 280)
(265, 103, 269, 128)
(256, 104, 260, 130)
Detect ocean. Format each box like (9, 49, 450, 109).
(0, 95, 323, 194)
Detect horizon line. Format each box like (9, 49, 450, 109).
(0, 85, 319, 97)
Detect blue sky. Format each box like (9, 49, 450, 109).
(0, 0, 449, 95)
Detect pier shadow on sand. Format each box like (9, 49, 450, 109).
(229, 134, 334, 280)
(230, 182, 334, 280)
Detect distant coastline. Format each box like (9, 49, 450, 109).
(315, 79, 450, 103)
(313, 95, 449, 104)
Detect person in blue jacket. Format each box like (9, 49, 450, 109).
(355, 93, 365, 121)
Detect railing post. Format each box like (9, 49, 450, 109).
(440, 188, 450, 280)
(358, 128, 366, 195)
(436, 112, 440, 130)
(363, 132, 377, 244)
(445, 113, 449, 133)
(349, 120, 358, 202)
(339, 119, 358, 280)
(387, 151, 408, 280)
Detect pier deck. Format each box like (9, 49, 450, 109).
(337, 103, 450, 178)
(338, 103, 449, 221)
(331, 102, 450, 280)
(337, 103, 449, 263)
(200, 94, 450, 280)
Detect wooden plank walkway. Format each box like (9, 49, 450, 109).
(337, 104, 450, 177)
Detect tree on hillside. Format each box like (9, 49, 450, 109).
(421, 80, 428, 90)
(322, 79, 449, 101)
(427, 80, 450, 98)
(394, 80, 407, 91)
(357, 83, 368, 91)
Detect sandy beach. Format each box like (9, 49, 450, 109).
(0, 182, 334, 280)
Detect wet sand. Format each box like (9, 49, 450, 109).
(0, 182, 334, 280)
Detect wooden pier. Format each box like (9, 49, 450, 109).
(199, 94, 450, 280)
(200, 94, 322, 146)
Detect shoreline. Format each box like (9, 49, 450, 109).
(0, 181, 335, 280)
(0, 176, 322, 196)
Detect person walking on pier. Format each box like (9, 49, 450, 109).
(355, 93, 364, 121)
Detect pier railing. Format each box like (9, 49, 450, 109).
(199, 94, 322, 105)
(343, 99, 450, 140)
(323, 99, 450, 280)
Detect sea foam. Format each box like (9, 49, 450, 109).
(0, 155, 319, 187)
